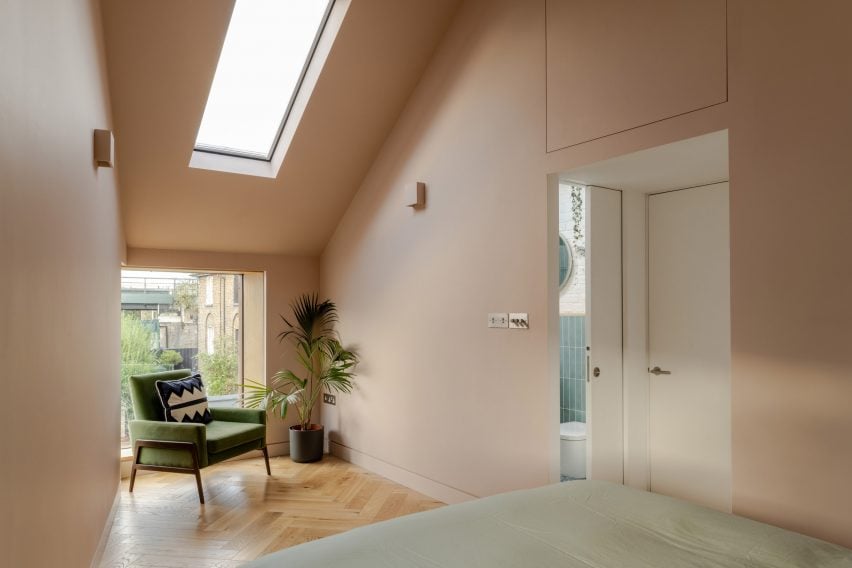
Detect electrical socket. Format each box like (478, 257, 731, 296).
(488, 313, 509, 328)
(323, 393, 336, 405)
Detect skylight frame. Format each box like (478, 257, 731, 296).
(193, 0, 336, 162)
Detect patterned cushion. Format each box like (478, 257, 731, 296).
(154, 374, 212, 424)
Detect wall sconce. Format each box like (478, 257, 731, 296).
(406, 181, 426, 210)
(93, 129, 114, 168)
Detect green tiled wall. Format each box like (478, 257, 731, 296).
(560, 315, 586, 423)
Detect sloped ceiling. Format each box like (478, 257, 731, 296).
(101, 0, 460, 255)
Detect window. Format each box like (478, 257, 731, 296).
(194, 0, 333, 160)
(120, 270, 247, 453)
(207, 323, 215, 354)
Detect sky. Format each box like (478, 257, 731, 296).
(194, 0, 329, 158)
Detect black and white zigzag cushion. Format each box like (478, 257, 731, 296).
(155, 374, 212, 424)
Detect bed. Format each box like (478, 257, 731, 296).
(244, 480, 852, 567)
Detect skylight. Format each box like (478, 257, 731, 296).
(194, 0, 333, 161)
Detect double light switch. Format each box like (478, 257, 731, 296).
(488, 313, 529, 329)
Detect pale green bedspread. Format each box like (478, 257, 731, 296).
(244, 480, 852, 567)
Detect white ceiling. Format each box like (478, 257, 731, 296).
(561, 130, 729, 192)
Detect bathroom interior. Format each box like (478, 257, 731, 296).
(558, 183, 587, 481)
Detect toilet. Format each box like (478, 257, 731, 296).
(560, 421, 587, 479)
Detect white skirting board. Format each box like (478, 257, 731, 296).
(89, 484, 122, 568)
(330, 441, 477, 505)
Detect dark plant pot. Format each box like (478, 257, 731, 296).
(289, 424, 324, 463)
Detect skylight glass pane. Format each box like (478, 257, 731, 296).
(195, 0, 331, 160)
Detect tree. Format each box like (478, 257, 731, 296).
(172, 280, 199, 322)
(196, 338, 239, 396)
(120, 313, 161, 422)
(159, 349, 183, 367)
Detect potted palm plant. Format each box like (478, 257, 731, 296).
(244, 293, 357, 463)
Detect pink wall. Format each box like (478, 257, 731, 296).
(546, 0, 727, 150)
(322, 0, 852, 547)
(322, 0, 552, 499)
(0, 0, 124, 564)
(727, 0, 852, 546)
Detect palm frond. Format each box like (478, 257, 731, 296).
(285, 390, 304, 406)
(271, 368, 307, 390)
(278, 293, 339, 346)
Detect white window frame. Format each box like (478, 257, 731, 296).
(194, 1, 335, 162)
(207, 325, 215, 354)
(188, 0, 349, 178)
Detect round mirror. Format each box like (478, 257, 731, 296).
(558, 234, 573, 290)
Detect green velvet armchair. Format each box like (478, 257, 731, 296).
(128, 369, 270, 503)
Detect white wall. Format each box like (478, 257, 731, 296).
(0, 0, 124, 565)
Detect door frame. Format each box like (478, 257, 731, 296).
(548, 128, 730, 490)
(547, 174, 563, 483)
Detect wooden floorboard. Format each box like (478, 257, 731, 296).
(99, 455, 444, 567)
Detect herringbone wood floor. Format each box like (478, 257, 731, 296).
(99, 455, 444, 567)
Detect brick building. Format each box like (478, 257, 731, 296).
(197, 273, 242, 355)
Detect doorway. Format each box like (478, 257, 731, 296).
(552, 130, 731, 505)
(556, 183, 623, 483)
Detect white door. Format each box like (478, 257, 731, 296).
(648, 182, 731, 511)
(585, 186, 623, 483)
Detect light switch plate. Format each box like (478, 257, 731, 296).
(488, 313, 509, 328)
(509, 313, 529, 329)
(323, 393, 336, 405)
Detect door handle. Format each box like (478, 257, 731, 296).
(648, 366, 671, 375)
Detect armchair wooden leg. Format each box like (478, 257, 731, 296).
(129, 443, 143, 492)
(262, 446, 271, 476)
(129, 440, 205, 504)
(194, 470, 205, 504)
(188, 443, 205, 505)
